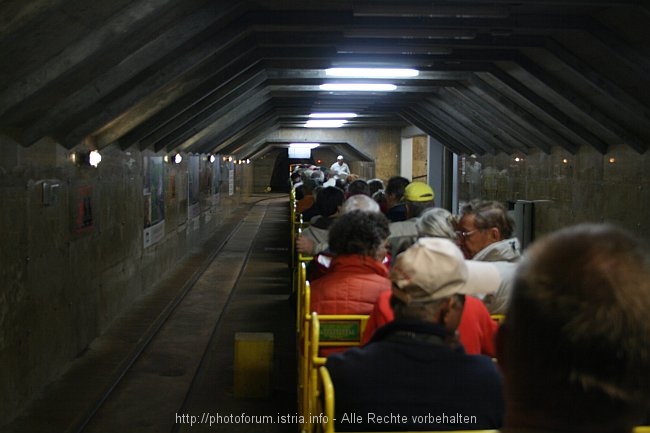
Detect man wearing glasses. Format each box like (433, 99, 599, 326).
(456, 200, 521, 314)
(457, 200, 521, 262)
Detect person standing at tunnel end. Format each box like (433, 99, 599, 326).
(330, 155, 350, 177)
(497, 223, 650, 433)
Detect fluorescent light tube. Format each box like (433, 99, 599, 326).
(304, 119, 349, 128)
(325, 68, 419, 77)
(309, 112, 358, 118)
(289, 143, 320, 149)
(319, 83, 397, 91)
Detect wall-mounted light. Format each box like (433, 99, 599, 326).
(174, 153, 183, 164)
(246, 159, 251, 164)
(514, 156, 524, 163)
(562, 158, 569, 164)
(163, 155, 170, 163)
(88, 150, 102, 167)
(70, 150, 102, 167)
(209, 154, 216, 163)
(608, 157, 616, 164)
(228, 156, 233, 162)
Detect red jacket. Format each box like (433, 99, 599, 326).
(361, 291, 498, 357)
(310, 254, 391, 315)
(309, 254, 391, 357)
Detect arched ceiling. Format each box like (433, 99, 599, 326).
(1, 0, 648, 159)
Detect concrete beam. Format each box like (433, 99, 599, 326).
(482, 67, 609, 153)
(468, 74, 579, 154)
(439, 87, 539, 154)
(400, 107, 484, 156)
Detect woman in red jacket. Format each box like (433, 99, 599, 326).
(309, 209, 391, 322)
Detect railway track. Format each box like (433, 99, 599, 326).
(64, 196, 292, 433)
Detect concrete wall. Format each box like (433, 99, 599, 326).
(457, 143, 650, 242)
(0, 136, 247, 422)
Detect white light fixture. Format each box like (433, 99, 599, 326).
(309, 112, 357, 119)
(319, 83, 396, 91)
(209, 154, 216, 163)
(304, 119, 348, 128)
(325, 68, 419, 78)
(289, 143, 318, 158)
(88, 150, 102, 167)
(289, 142, 320, 149)
(174, 153, 183, 164)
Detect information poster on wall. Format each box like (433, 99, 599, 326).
(188, 155, 201, 222)
(211, 154, 222, 205)
(228, 165, 234, 196)
(72, 184, 95, 235)
(143, 156, 165, 248)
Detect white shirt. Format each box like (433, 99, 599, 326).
(330, 161, 350, 176)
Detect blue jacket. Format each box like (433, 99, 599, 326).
(326, 319, 504, 431)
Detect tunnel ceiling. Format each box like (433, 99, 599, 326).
(1, 0, 649, 158)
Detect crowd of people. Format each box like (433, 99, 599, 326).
(290, 161, 650, 433)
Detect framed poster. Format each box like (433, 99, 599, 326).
(143, 156, 165, 248)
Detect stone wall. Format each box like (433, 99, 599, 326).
(457, 143, 650, 242)
(0, 137, 246, 422)
(0, 126, 449, 423)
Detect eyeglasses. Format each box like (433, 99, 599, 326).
(456, 229, 478, 239)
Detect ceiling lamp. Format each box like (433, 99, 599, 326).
(325, 67, 419, 78)
(304, 119, 348, 128)
(309, 112, 357, 119)
(88, 150, 102, 167)
(319, 83, 396, 91)
(289, 142, 320, 149)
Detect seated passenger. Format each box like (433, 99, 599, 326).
(300, 185, 323, 221)
(363, 208, 501, 356)
(367, 178, 385, 197)
(457, 199, 521, 262)
(387, 181, 436, 257)
(362, 290, 498, 357)
(346, 179, 370, 198)
(456, 200, 521, 313)
(498, 223, 650, 433)
(306, 194, 386, 282)
(383, 176, 410, 222)
(295, 179, 316, 214)
(296, 186, 344, 256)
(309, 211, 391, 354)
(327, 238, 504, 432)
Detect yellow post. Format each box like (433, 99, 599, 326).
(234, 332, 274, 398)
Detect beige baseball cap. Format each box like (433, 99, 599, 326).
(390, 237, 502, 304)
